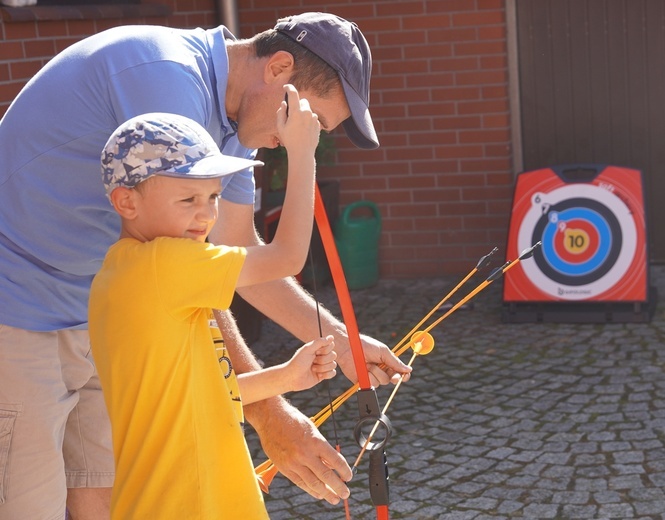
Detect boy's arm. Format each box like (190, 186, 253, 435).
(235, 85, 320, 288)
(213, 310, 352, 505)
(237, 335, 336, 404)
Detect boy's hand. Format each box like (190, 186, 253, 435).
(277, 84, 321, 156)
(287, 335, 337, 392)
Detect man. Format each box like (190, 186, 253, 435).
(0, 12, 409, 520)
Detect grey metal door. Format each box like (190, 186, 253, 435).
(515, 0, 665, 262)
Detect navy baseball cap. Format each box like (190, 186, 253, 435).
(275, 12, 379, 150)
(101, 113, 262, 199)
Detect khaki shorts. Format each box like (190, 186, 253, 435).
(0, 324, 114, 519)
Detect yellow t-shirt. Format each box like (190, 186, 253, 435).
(89, 237, 268, 520)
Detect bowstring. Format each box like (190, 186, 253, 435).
(308, 250, 342, 444)
(308, 249, 351, 519)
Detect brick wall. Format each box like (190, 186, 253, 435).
(0, 0, 514, 278)
(0, 1, 218, 114)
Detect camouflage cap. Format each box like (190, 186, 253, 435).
(101, 112, 262, 199)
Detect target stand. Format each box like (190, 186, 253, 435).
(502, 164, 657, 323)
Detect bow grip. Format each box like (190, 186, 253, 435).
(369, 449, 390, 506)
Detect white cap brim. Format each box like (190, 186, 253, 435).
(157, 153, 264, 179)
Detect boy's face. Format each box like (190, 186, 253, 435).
(130, 176, 222, 242)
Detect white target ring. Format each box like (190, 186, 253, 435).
(517, 184, 637, 300)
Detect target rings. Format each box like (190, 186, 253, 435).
(517, 184, 637, 300)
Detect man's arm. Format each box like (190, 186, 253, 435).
(211, 199, 411, 386)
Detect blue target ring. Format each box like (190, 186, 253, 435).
(532, 198, 622, 286)
(540, 207, 612, 275)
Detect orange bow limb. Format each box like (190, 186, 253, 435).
(256, 460, 276, 494)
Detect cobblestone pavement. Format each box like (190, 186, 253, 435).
(245, 265, 665, 520)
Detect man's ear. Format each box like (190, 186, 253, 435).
(110, 187, 139, 219)
(264, 50, 294, 83)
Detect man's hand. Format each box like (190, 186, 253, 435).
(248, 399, 352, 504)
(334, 332, 412, 387)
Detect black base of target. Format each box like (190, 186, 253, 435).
(502, 286, 658, 324)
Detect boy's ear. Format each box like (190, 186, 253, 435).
(264, 50, 294, 83)
(109, 187, 139, 219)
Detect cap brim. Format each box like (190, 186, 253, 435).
(340, 79, 379, 150)
(158, 154, 264, 179)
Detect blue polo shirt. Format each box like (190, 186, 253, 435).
(0, 25, 256, 331)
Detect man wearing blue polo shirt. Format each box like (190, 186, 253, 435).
(0, 12, 410, 520)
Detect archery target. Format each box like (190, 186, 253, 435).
(504, 166, 648, 303)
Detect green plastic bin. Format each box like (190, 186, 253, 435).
(335, 200, 382, 290)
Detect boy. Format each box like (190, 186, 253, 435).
(89, 89, 341, 518)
